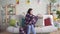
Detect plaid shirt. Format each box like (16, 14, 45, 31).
(25, 13, 38, 25)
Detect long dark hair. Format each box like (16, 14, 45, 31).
(27, 8, 33, 14)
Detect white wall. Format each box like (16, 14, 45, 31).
(0, 0, 16, 6)
(16, 0, 49, 15)
(0, 0, 49, 15)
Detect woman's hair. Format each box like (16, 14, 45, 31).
(27, 8, 33, 14)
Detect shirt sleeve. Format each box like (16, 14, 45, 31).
(25, 14, 31, 25)
(29, 15, 38, 24)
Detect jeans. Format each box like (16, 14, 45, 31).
(27, 25, 36, 34)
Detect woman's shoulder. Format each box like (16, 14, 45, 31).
(26, 13, 35, 17)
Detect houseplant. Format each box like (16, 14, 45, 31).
(56, 10, 60, 19)
(50, 0, 56, 4)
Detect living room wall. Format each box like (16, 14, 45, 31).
(16, 0, 49, 15)
(0, 0, 49, 15)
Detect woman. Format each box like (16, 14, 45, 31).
(25, 8, 41, 34)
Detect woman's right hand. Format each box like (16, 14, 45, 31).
(37, 14, 43, 18)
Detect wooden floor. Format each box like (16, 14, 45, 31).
(50, 29, 60, 34)
(0, 29, 60, 34)
(0, 31, 12, 34)
(50, 31, 60, 34)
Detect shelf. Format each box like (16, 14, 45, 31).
(5, 4, 16, 23)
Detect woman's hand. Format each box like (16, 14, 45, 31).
(37, 14, 43, 18)
(37, 14, 40, 16)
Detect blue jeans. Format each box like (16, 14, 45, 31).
(27, 25, 36, 34)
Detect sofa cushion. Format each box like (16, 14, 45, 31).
(9, 19, 16, 26)
(35, 26, 57, 33)
(44, 18, 52, 26)
(7, 26, 19, 33)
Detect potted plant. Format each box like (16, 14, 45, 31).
(50, 0, 57, 4)
(56, 10, 60, 19)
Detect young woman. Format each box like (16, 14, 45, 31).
(25, 8, 41, 34)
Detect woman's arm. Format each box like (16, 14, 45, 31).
(25, 15, 29, 25)
(37, 14, 43, 19)
(25, 14, 33, 25)
(29, 15, 38, 25)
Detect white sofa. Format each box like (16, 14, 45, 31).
(7, 26, 57, 34)
(7, 26, 19, 33)
(7, 15, 58, 34)
(35, 26, 57, 33)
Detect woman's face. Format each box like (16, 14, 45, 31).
(30, 10, 33, 14)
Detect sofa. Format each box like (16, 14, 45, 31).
(6, 15, 58, 34)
